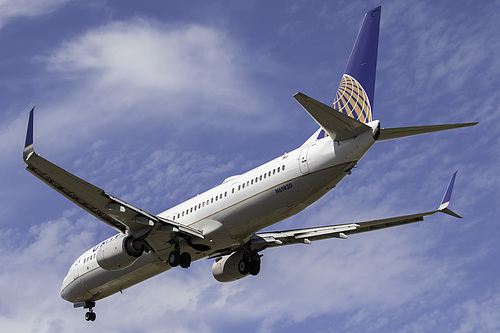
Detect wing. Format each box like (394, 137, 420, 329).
(23, 108, 203, 245)
(250, 172, 460, 251)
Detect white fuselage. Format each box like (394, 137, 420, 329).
(61, 128, 377, 303)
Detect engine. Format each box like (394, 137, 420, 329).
(96, 234, 144, 271)
(212, 251, 248, 282)
(212, 250, 261, 282)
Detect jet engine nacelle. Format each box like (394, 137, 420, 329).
(96, 234, 144, 271)
(212, 251, 249, 282)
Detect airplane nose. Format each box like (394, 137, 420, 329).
(60, 284, 70, 301)
(60, 268, 81, 303)
(60, 276, 72, 301)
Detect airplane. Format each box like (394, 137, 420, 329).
(23, 6, 477, 322)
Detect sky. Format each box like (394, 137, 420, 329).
(0, 0, 499, 332)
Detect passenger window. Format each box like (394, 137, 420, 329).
(273, 169, 276, 175)
(268, 171, 271, 177)
(182, 212, 185, 217)
(251, 179, 254, 185)
(264, 173, 267, 179)
(232, 188, 235, 194)
(260, 175, 262, 181)
(246, 181, 249, 187)
(242, 183, 245, 189)
(283, 165, 285, 170)
(225, 191, 227, 197)
(211, 198, 214, 203)
(215, 196, 218, 201)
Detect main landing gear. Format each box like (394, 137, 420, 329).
(168, 248, 191, 269)
(238, 252, 261, 276)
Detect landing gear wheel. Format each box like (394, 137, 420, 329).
(180, 252, 191, 269)
(85, 311, 96, 321)
(249, 260, 261, 276)
(238, 259, 250, 275)
(168, 251, 181, 267)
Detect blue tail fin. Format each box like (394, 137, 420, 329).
(333, 6, 381, 123)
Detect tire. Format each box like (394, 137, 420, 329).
(238, 259, 249, 275)
(180, 252, 191, 269)
(249, 260, 260, 276)
(168, 251, 181, 267)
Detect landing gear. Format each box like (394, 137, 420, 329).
(238, 252, 261, 276)
(74, 300, 96, 322)
(180, 252, 191, 268)
(85, 310, 96, 322)
(168, 250, 181, 267)
(249, 259, 261, 276)
(238, 258, 249, 275)
(168, 249, 191, 269)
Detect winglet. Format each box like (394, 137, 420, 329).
(23, 107, 35, 162)
(438, 171, 462, 218)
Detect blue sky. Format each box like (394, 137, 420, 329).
(1, 0, 499, 332)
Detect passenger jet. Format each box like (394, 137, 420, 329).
(23, 6, 477, 321)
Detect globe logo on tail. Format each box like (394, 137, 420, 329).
(333, 74, 372, 123)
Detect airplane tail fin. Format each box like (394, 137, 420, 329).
(333, 6, 381, 124)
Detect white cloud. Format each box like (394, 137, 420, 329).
(396, 291, 500, 333)
(0, 0, 70, 29)
(0, 17, 285, 174)
(0, 211, 99, 332)
(40, 18, 278, 137)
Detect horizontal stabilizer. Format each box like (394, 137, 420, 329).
(294, 92, 370, 141)
(378, 123, 478, 141)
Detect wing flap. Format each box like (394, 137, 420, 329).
(251, 224, 358, 249)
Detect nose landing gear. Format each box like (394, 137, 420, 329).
(85, 309, 96, 322)
(74, 300, 97, 322)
